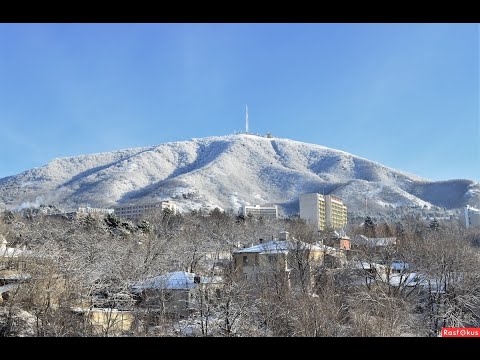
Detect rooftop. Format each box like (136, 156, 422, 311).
(0, 236, 31, 258)
(235, 239, 324, 255)
(131, 271, 221, 292)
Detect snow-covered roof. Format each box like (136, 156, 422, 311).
(235, 240, 323, 254)
(388, 272, 420, 287)
(1, 236, 33, 258)
(391, 260, 409, 271)
(0, 283, 20, 294)
(352, 260, 409, 273)
(334, 229, 350, 240)
(131, 271, 221, 292)
(321, 244, 346, 257)
(353, 261, 379, 270)
(0, 246, 31, 258)
(467, 206, 480, 213)
(389, 273, 446, 292)
(0, 270, 30, 281)
(353, 261, 446, 291)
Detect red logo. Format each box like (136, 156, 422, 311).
(442, 328, 480, 337)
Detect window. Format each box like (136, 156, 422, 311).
(268, 255, 276, 264)
(243, 256, 249, 266)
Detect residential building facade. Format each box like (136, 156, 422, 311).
(1, 235, 33, 304)
(464, 206, 480, 229)
(114, 200, 177, 220)
(77, 206, 114, 216)
(64, 206, 114, 220)
(299, 193, 347, 231)
(232, 231, 325, 289)
(71, 307, 135, 336)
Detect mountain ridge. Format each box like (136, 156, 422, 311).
(0, 134, 478, 214)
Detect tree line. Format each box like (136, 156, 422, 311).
(1, 207, 479, 337)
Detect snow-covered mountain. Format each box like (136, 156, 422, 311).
(0, 134, 478, 214)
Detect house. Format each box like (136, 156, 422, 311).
(232, 231, 328, 290)
(339, 236, 351, 251)
(320, 244, 348, 268)
(197, 250, 232, 275)
(1, 235, 67, 308)
(0, 235, 31, 304)
(0, 235, 29, 268)
(329, 229, 351, 251)
(131, 271, 222, 317)
(352, 260, 420, 288)
(71, 307, 135, 336)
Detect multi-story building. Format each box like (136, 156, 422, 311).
(114, 200, 177, 220)
(324, 195, 348, 230)
(77, 207, 114, 216)
(299, 193, 327, 230)
(63, 206, 114, 220)
(1, 235, 31, 304)
(240, 204, 278, 219)
(299, 193, 347, 231)
(464, 206, 480, 229)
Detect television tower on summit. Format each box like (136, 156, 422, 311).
(245, 105, 249, 133)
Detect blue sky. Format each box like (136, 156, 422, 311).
(0, 23, 478, 181)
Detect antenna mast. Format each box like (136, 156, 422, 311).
(245, 104, 249, 133)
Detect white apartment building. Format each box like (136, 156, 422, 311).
(464, 206, 480, 229)
(114, 200, 177, 220)
(299, 193, 347, 231)
(240, 204, 278, 219)
(77, 207, 114, 216)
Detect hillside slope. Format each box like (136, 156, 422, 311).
(0, 134, 478, 214)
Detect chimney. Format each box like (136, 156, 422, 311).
(278, 231, 289, 241)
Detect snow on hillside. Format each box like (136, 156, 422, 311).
(0, 134, 478, 214)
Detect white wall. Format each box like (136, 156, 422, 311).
(299, 193, 321, 230)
